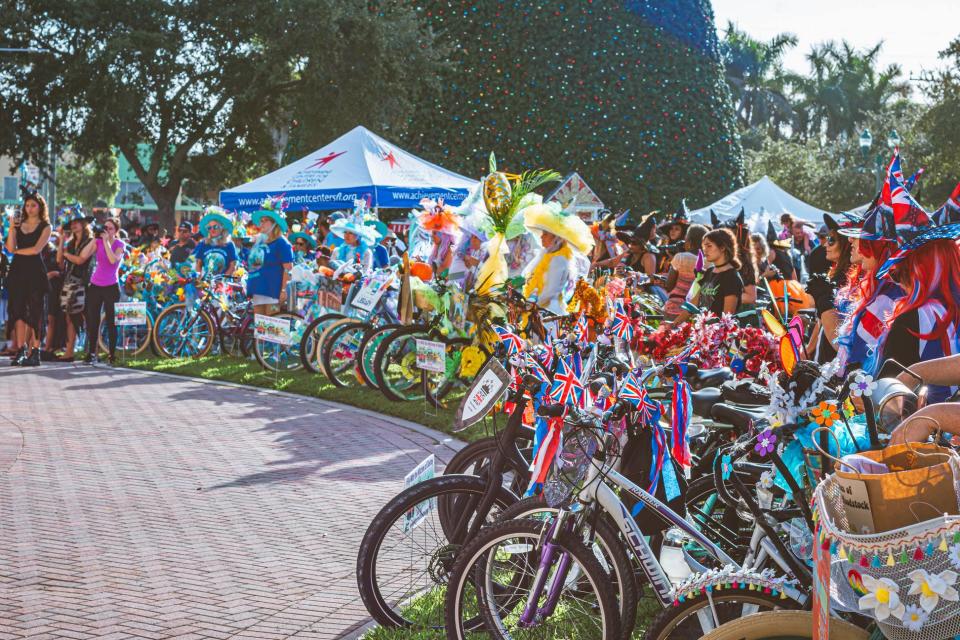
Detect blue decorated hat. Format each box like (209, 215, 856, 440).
(252, 195, 288, 234)
(199, 206, 235, 237)
(288, 232, 317, 249)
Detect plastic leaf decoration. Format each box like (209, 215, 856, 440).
(762, 309, 786, 337)
(779, 334, 798, 375)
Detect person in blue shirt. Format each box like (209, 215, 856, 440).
(193, 207, 238, 277)
(329, 214, 379, 271)
(247, 200, 294, 315)
(365, 220, 391, 269)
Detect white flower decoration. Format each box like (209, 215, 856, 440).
(859, 574, 905, 621)
(902, 604, 929, 632)
(949, 543, 960, 570)
(908, 569, 959, 613)
(850, 373, 877, 398)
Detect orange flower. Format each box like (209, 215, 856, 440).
(811, 401, 838, 427)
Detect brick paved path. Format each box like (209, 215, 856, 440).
(0, 364, 462, 639)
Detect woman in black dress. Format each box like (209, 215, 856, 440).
(4, 192, 52, 366)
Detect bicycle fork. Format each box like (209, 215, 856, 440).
(518, 510, 572, 627)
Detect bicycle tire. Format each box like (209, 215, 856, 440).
(496, 497, 639, 640)
(357, 323, 403, 390)
(298, 312, 344, 373)
(372, 324, 430, 402)
(313, 316, 357, 380)
(99, 312, 154, 357)
(684, 474, 754, 564)
(423, 336, 475, 408)
(643, 581, 800, 640)
(701, 610, 868, 640)
(253, 311, 303, 372)
(219, 313, 254, 358)
(321, 320, 370, 387)
(444, 517, 621, 640)
(356, 474, 517, 629)
(152, 304, 216, 359)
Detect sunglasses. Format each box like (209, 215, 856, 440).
(825, 235, 839, 246)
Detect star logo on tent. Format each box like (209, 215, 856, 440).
(308, 150, 346, 169)
(380, 149, 399, 169)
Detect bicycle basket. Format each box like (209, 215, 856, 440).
(543, 424, 598, 508)
(814, 472, 960, 640)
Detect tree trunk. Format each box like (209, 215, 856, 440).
(153, 190, 179, 235)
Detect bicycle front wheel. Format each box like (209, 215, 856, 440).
(444, 517, 621, 640)
(152, 304, 215, 359)
(253, 312, 303, 372)
(99, 312, 154, 357)
(299, 312, 344, 373)
(321, 320, 370, 387)
(356, 474, 517, 630)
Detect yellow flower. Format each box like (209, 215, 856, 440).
(811, 401, 838, 427)
(459, 345, 486, 379)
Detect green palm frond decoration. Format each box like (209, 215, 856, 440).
(482, 153, 561, 234)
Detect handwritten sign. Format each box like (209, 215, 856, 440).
(254, 314, 293, 346)
(115, 301, 148, 326)
(415, 339, 446, 373)
(402, 455, 436, 533)
(836, 476, 874, 534)
(350, 273, 392, 312)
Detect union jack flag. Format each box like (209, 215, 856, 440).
(886, 169, 930, 239)
(619, 372, 662, 425)
(905, 168, 925, 192)
(549, 356, 584, 407)
(524, 353, 550, 383)
(610, 301, 634, 341)
(575, 313, 589, 344)
(881, 151, 905, 204)
(494, 325, 524, 355)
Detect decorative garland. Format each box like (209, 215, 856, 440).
(670, 566, 794, 606)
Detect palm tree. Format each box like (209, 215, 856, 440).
(786, 41, 910, 141)
(721, 22, 798, 139)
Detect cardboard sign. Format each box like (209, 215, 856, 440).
(350, 273, 392, 312)
(415, 339, 446, 373)
(254, 314, 293, 346)
(402, 454, 436, 533)
(115, 301, 148, 326)
(836, 476, 875, 534)
(453, 358, 510, 432)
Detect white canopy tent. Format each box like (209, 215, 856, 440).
(220, 126, 477, 212)
(689, 176, 829, 232)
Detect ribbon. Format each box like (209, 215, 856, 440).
(632, 422, 667, 516)
(525, 415, 564, 496)
(671, 377, 692, 468)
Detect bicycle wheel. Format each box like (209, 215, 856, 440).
(683, 475, 753, 564)
(357, 323, 404, 390)
(298, 312, 344, 373)
(444, 518, 621, 640)
(701, 610, 869, 640)
(496, 498, 639, 640)
(219, 312, 254, 358)
(643, 579, 799, 640)
(321, 320, 370, 387)
(99, 313, 154, 357)
(313, 316, 357, 380)
(373, 325, 431, 402)
(253, 312, 303, 372)
(356, 474, 517, 630)
(152, 304, 216, 359)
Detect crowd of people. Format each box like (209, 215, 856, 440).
(3, 158, 960, 413)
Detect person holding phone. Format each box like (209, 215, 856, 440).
(4, 192, 52, 366)
(79, 217, 125, 364)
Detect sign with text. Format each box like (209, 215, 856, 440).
(453, 358, 511, 432)
(402, 454, 436, 533)
(254, 314, 293, 346)
(415, 339, 446, 373)
(115, 301, 148, 326)
(350, 273, 392, 313)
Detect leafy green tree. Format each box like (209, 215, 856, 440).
(785, 41, 910, 142)
(916, 37, 960, 206)
(720, 22, 797, 147)
(57, 153, 120, 207)
(0, 0, 444, 229)
(406, 0, 744, 213)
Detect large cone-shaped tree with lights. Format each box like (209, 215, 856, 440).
(407, 1, 744, 214)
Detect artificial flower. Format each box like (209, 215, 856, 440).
(721, 454, 733, 481)
(850, 373, 877, 398)
(908, 568, 959, 613)
(948, 543, 960, 570)
(754, 429, 777, 457)
(902, 603, 928, 632)
(858, 574, 905, 621)
(811, 401, 839, 427)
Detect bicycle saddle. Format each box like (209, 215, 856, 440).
(710, 403, 769, 431)
(690, 387, 723, 419)
(721, 379, 770, 406)
(685, 366, 734, 390)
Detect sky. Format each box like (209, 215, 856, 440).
(712, 0, 957, 92)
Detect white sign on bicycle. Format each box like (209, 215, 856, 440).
(415, 339, 446, 373)
(115, 301, 148, 326)
(350, 273, 392, 312)
(402, 454, 436, 533)
(254, 314, 293, 346)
